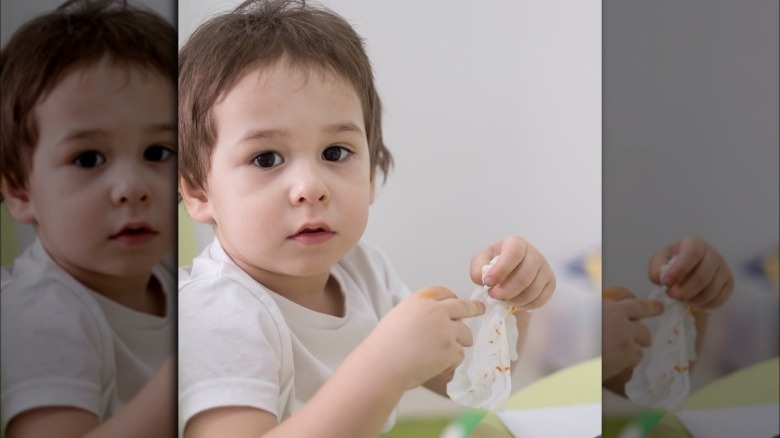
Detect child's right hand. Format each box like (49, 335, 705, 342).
(362, 286, 485, 390)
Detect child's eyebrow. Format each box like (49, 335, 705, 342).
(60, 124, 176, 144)
(236, 122, 364, 146)
(323, 122, 364, 136)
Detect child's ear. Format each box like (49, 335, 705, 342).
(1, 179, 36, 223)
(179, 176, 214, 224)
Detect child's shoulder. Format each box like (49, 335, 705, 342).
(1, 243, 112, 349)
(2, 240, 101, 313)
(178, 239, 284, 318)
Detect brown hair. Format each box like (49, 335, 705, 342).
(0, 0, 176, 196)
(179, 0, 392, 190)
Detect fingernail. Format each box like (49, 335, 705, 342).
(483, 276, 495, 287)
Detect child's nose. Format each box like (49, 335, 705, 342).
(110, 165, 151, 205)
(289, 165, 329, 205)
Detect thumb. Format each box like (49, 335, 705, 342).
(648, 244, 676, 286)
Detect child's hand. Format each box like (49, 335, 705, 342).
(469, 236, 556, 310)
(362, 287, 485, 389)
(602, 286, 664, 381)
(648, 236, 734, 310)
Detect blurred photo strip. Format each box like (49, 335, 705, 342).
(602, 1, 779, 437)
(1, 1, 177, 437)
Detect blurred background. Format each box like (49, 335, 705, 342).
(602, 1, 779, 436)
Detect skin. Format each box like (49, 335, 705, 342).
(602, 236, 731, 396)
(180, 61, 556, 437)
(602, 287, 664, 381)
(2, 59, 175, 438)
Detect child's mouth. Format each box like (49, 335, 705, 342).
(111, 225, 158, 245)
(289, 227, 335, 245)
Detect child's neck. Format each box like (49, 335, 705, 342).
(253, 270, 345, 318)
(60, 261, 165, 317)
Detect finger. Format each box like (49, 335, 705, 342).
(624, 299, 664, 320)
(477, 237, 528, 288)
(678, 265, 722, 306)
(469, 242, 500, 285)
(705, 275, 734, 309)
(453, 321, 474, 347)
(602, 286, 635, 301)
(693, 274, 732, 310)
(444, 298, 486, 320)
(515, 277, 555, 310)
(667, 244, 717, 300)
(416, 286, 456, 301)
(661, 236, 707, 288)
(648, 243, 676, 285)
(488, 255, 539, 301)
(634, 323, 652, 347)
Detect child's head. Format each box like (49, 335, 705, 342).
(179, 0, 392, 190)
(0, 0, 177, 279)
(179, 0, 392, 283)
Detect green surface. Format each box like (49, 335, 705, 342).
(178, 203, 197, 266)
(381, 417, 453, 438)
(1, 203, 19, 266)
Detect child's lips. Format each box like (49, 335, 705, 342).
(110, 224, 158, 245)
(288, 226, 335, 245)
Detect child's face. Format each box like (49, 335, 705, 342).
(21, 58, 175, 277)
(201, 62, 373, 281)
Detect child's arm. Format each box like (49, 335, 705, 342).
(184, 287, 485, 438)
(6, 356, 174, 438)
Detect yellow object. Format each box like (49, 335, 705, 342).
(178, 203, 198, 266)
(585, 249, 602, 291)
(764, 248, 779, 292)
(1, 203, 19, 266)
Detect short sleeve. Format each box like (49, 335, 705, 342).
(1, 275, 110, 432)
(178, 275, 291, 428)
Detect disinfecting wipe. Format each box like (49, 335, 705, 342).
(625, 256, 697, 411)
(447, 256, 521, 411)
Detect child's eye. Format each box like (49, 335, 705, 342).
(252, 151, 284, 168)
(72, 150, 106, 168)
(322, 146, 352, 162)
(144, 145, 176, 162)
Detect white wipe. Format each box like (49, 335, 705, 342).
(625, 257, 697, 411)
(447, 256, 521, 411)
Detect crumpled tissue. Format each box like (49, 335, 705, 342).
(447, 256, 522, 411)
(625, 257, 697, 411)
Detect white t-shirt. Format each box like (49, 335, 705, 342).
(0, 239, 174, 436)
(178, 239, 410, 434)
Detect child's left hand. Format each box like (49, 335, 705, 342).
(469, 236, 556, 310)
